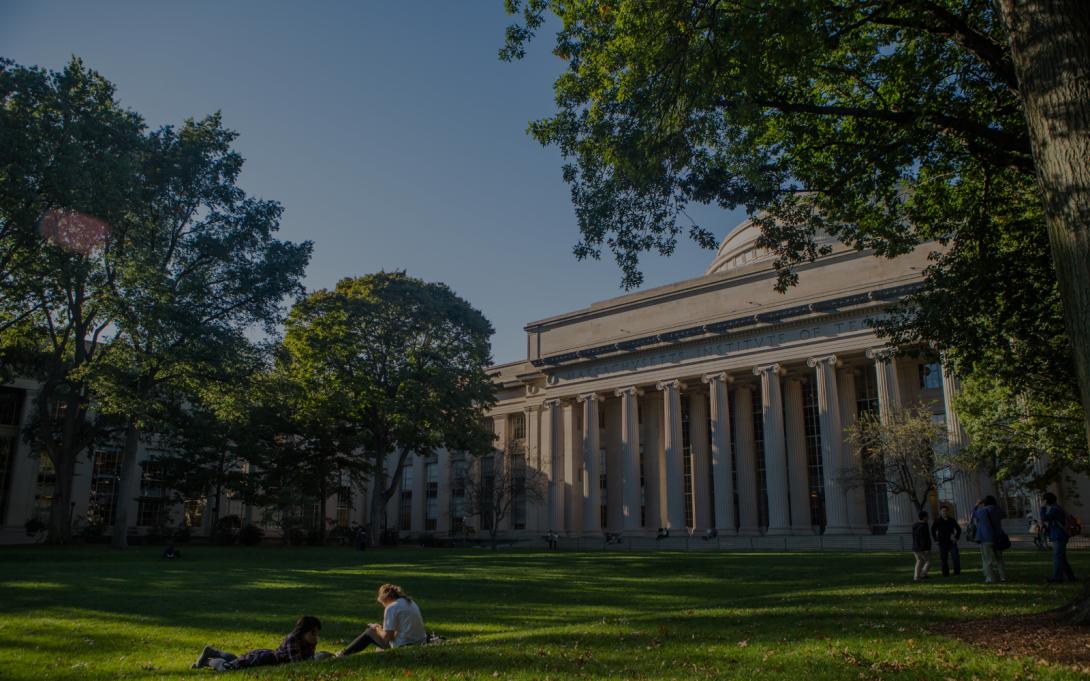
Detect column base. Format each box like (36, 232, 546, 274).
(714, 527, 739, 536)
(791, 525, 815, 535)
(737, 526, 762, 536)
(765, 526, 793, 536)
(822, 525, 857, 536)
(885, 524, 913, 534)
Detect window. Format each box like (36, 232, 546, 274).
(681, 394, 694, 529)
(480, 456, 495, 531)
(184, 499, 205, 529)
(728, 390, 739, 531)
(35, 453, 55, 521)
(599, 447, 608, 528)
(88, 449, 122, 527)
(337, 486, 353, 529)
(802, 382, 826, 531)
(509, 413, 526, 442)
(400, 462, 414, 532)
(425, 461, 438, 531)
(137, 462, 168, 527)
(919, 362, 943, 390)
(0, 388, 22, 426)
(752, 394, 768, 531)
(512, 454, 527, 530)
(639, 444, 646, 527)
(450, 457, 467, 533)
(857, 367, 889, 531)
(0, 435, 15, 526)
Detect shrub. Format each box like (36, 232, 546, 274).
(173, 526, 192, 544)
(24, 518, 46, 537)
(238, 523, 265, 546)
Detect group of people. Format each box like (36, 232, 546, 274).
(910, 493, 1079, 583)
(191, 583, 427, 672)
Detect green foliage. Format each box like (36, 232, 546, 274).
(0, 547, 1087, 680)
(954, 374, 1088, 486)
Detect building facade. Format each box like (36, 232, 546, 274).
(1, 222, 1083, 544)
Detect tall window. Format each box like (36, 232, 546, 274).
(480, 456, 495, 531)
(450, 457, 467, 533)
(509, 413, 526, 441)
(857, 368, 889, 531)
(639, 444, 646, 527)
(512, 453, 527, 530)
(599, 447, 608, 528)
(729, 390, 739, 530)
(425, 460, 438, 531)
(137, 461, 167, 527)
(681, 395, 694, 529)
(88, 449, 122, 527)
(752, 395, 768, 531)
(802, 382, 826, 531)
(399, 462, 414, 532)
(336, 485, 353, 529)
(919, 362, 943, 390)
(35, 453, 55, 521)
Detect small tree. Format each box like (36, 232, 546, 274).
(842, 403, 949, 516)
(459, 449, 547, 548)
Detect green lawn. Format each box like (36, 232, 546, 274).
(0, 546, 1085, 680)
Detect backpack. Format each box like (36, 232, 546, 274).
(1063, 514, 1082, 537)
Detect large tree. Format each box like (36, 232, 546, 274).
(282, 272, 497, 545)
(0, 58, 145, 542)
(501, 0, 1090, 448)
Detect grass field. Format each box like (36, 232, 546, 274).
(0, 546, 1086, 680)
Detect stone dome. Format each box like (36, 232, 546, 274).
(705, 217, 839, 276)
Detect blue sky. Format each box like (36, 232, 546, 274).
(1, 1, 746, 364)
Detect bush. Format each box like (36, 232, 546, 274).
(287, 527, 308, 546)
(380, 529, 400, 546)
(173, 526, 192, 544)
(238, 524, 265, 546)
(24, 518, 46, 538)
(305, 529, 323, 546)
(211, 515, 241, 545)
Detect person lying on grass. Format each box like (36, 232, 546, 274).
(192, 615, 322, 671)
(337, 583, 426, 655)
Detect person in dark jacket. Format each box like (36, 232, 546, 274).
(192, 615, 321, 671)
(1041, 492, 1077, 583)
(911, 510, 932, 582)
(971, 496, 1007, 583)
(930, 505, 962, 576)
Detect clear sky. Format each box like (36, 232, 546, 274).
(1, 1, 747, 364)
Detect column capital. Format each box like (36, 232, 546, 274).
(577, 392, 603, 403)
(807, 354, 840, 369)
(655, 379, 684, 392)
(542, 398, 563, 410)
(614, 386, 644, 398)
(752, 363, 782, 377)
(865, 346, 896, 362)
(701, 371, 733, 385)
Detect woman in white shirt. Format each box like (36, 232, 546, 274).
(337, 583, 427, 656)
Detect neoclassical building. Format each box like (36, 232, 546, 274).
(1, 221, 1082, 545)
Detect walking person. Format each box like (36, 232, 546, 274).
(931, 505, 962, 576)
(971, 496, 1008, 583)
(1041, 492, 1078, 583)
(911, 510, 932, 582)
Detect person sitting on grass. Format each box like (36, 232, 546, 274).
(337, 583, 426, 655)
(192, 615, 321, 671)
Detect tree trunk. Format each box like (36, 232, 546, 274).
(1000, 0, 1090, 623)
(999, 0, 1090, 448)
(111, 421, 142, 549)
(319, 480, 328, 543)
(368, 460, 387, 546)
(45, 454, 75, 544)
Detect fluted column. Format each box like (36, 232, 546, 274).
(561, 401, 581, 534)
(524, 405, 542, 530)
(643, 391, 665, 532)
(543, 399, 564, 532)
(809, 355, 851, 534)
(733, 385, 760, 535)
(436, 448, 451, 535)
(703, 372, 736, 533)
(615, 387, 643, 533)
(658, 380, 686, 530)
(783, 378, 813, 533)
(754, 364, 790, 534)
(688, 388, 712, 532)
(578, 393, 603, 535)
(837, 369, 870, 533)
(866, 348, 914, 533)
(942, 366, 981, 524)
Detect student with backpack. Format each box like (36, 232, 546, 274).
(1041, 492, 1079, 583)
(971, 496, 1008, 583)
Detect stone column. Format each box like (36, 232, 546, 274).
(642, 391, 665, 532)
(412, 454, 428, 533)
(578, 393, 602, 535)
(702, 372, 736, 533)
(493, 416, 510, 532)
(657, 380, 686, 531)
(942, 366, 982, 524)
(866, 348, 914, 533)
(562, 401, 581, 535)
(809, 355, 852, 534)
(783, 377, 813, 533)
(4, 388, 39, 527)
(603, 396, 623, 532)
(542, 399, 564, 532)
(733, 385, 760, 535)
(615, 387, 643, 533)
(523, 405, 542, 529)
(837, 369, 870, 533)
(688, 387, 712, 533)
(754, 364, 790, 535)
